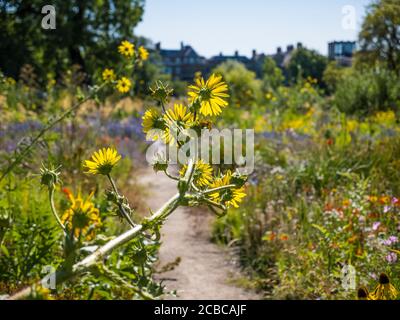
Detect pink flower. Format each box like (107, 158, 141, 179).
(386, 252, 397, 264)
(389, 236, 399, 244)
(372, 222, 381, 231)
(382, 236, 399, 246)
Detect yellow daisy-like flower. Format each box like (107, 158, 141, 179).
(164, 103, 194, 125)
(138, 46, 149, 61)
(84, 147, 121, 175)
(209, 170, 246, 208)
(116, 77, 131, 93)
(180, 159, 213, 188)
(142, 108, 166, 141)
(369, 273, 399, 300)
(118, 40, 135, 58)
(164, 103, 194, 144)
(61, 189, 101, 241)
(102, 68, 116, 82)
(188, 73, 229, 116)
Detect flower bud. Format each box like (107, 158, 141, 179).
(150, 80, 173, 104)
(40, 164, 61, 189)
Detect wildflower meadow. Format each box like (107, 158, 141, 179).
(0, 0, 400, 306)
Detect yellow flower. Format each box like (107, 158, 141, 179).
(61, 190, 101, 241)
(209, 170, 246, 208)
(142, 108, 166, 141)
(116, 77, 131, 93)
(188, 74, 229, 116)
(102, 68, 116, 82)
(118, 40, 135, 57)
(6, 77, 16, 86)
(164, 103, 194, 125)
(84, 147, 121, 175)
(369, 273, 399, 300)
(138, 46, 149, 61)
(180, 160, 213, 188)
(164, 103, 194, 144)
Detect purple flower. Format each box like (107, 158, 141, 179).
(389, 236, 399, 244)
(392, 197, 399, 205)
(372, 222, 381, 231)
(384, 205, 391, 213)
(386, 252, 397, 264)
(382, 236, 399, 246)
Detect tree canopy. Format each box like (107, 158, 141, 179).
(287, 47, 328, 86)
(0, 0, 145, 82)
(356, 0, 400, 73)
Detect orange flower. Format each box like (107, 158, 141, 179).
(342, 199, 351, 207)
(379, 196, 390, 205)
(263, 231, 277, 241)
(279, 234, 289, 241)
(348, 235, 358, 244)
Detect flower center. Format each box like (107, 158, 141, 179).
(199, 87, 212, 101)
(72, 210, 91, 229)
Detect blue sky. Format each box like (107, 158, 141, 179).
(135, 0, 372, 58)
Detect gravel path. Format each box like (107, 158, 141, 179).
(138, 167, 259, 300)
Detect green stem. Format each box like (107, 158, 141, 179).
(107, 174, 136, 228)
(202, 197, 226, 211)
(8, 192, 181, 300)
(49, 187, 66, 233)
(202, 184, 237, 195)
(0, 83, 106, 183)
(164, 169, 179, 181)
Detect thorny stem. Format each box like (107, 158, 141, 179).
(49, 187, 67, 234)
(8, 192, 181, 300)
(202, 184, 237, 195)
(0, 83, 107, 183)
(8, 160, 198, 300)
(107, 174, 136, 228)
(202, 197, 226, 211)
(164, 169, 179, 181)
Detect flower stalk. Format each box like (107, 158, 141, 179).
(8, 192, 181, 300)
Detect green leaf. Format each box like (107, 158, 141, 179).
(311, 224, 330, 237)
(1, 244, 10, 257)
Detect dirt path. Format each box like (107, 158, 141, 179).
(137, 167, 259, 300)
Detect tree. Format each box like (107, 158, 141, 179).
(0, 0, 144, 82)
(213, 60, 262, 108)
(262, 57, 284, 90)
(286, 47, 328, 86)
(322, 61, 351, 94)
(356, 0, 400, 72)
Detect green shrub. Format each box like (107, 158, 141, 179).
(334, 66, 400, 115)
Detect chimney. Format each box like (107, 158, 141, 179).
(219, 52, 223, 57)
(155, 42, 161, 51)
(297, 42, 303, 49)
(234, 50, 239, 57)
(277, 47, 282, 54)
(287, 45, 294, 52)
(180, 41, 184, 50)
(252, 49, 257, 59)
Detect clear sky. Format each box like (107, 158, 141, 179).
(135, 0, 372, 58)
